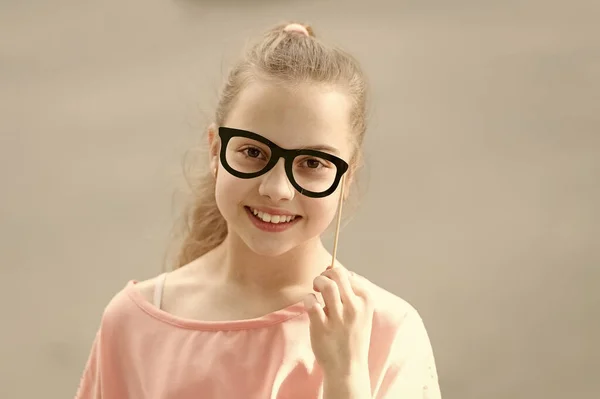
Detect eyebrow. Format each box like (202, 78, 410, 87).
(298, 144, 340, 155)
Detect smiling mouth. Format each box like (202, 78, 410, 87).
(244, 206, 301, 224)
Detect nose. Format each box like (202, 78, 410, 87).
(258, 158, 295, 202)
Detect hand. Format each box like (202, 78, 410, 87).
(303, 266, 375, 379)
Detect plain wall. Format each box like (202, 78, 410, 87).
(1, 1, 598, 398)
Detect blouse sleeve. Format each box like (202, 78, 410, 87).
(374, 310, 442, 399)
(75, 329, 102, 399)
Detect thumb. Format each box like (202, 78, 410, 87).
(303, 293, 326, 328)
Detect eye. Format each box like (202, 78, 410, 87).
(243, 147, 263, 158)
(305, 159, 323, 169)
(298, 157, 332, 170)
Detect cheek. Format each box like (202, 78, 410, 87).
(214, 173, 248, 211)
(304, 195, 340, 226)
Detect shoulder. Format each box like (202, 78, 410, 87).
(361, 276, 421, 324)
(132, 264, 194, 304)
(360, 275, 438, 374)
(362, 280, 442, 399)
(134, 274, 162, 304)
(359, 275, 432, 343)
(97, 273, 166, 330)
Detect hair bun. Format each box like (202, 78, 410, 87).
(283, 23, 315, 38)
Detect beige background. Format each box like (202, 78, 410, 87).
(1, 1, 598, 398)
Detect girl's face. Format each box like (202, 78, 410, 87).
(209, 82, 352, 256)
(209, 81, 354, 257)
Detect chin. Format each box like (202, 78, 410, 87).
(241, 237, 302, 258)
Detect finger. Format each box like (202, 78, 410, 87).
(313, 275, 343, 321)
(320, 267, 357, 306)
(349, 274, 374, 310)
(303, 293, 326, 328)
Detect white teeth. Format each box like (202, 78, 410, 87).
(250, 208, 296, 224)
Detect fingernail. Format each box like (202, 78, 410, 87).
(303, 294, 317, 310)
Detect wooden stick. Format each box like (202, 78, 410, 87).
(330, 175, 346, 269)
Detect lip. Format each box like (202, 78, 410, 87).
(246, 206, 299, 217)
(244, 206, 301, 233)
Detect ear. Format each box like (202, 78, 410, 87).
(207, 123, 219, 176)
(343, 149, 364, 200)
(341, 163, 359, 201)
(342, 173, 353, 201)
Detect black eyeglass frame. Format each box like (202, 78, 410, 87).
(218, 126, 349, 198)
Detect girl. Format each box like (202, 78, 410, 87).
(76, 22, 441, 399)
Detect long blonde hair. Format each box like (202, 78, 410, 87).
(173, 21, 368, 269)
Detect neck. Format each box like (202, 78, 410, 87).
(210, 233, 332, 296)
